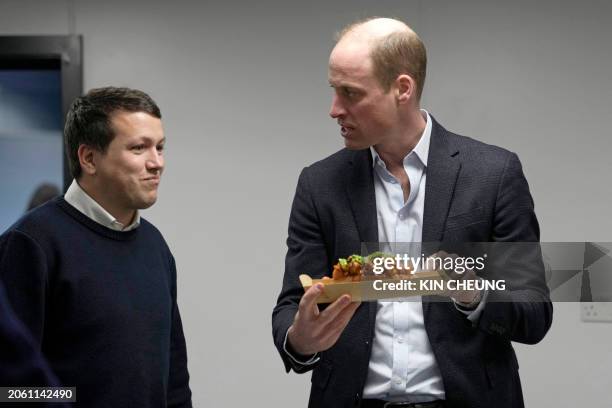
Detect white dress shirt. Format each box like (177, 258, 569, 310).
(362, 110, 446, 402)
(64, 179, 140, 231)
(364, 110, 486, 402)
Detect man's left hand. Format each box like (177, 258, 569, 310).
(430, 250, 482, 306)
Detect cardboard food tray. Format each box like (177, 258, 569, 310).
(299, 271, 446, 303)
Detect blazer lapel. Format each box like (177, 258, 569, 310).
(345, 124, 463, 346)
(344, 149, 379, 342)
(345, 149, 378, 245)
(421, 117, 462, 326)
(422, 118, 461, 243)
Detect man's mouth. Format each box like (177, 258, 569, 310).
(339, 123, 354, 137)
(143, 176, 160, 184)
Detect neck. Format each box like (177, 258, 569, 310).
(374, 109, 426, 167)
(77, 178, 136, 226)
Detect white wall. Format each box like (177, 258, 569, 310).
(1, 0, 611, 406)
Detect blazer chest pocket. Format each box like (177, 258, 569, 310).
(445, 206, 486, 231)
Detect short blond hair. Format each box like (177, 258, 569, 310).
(337, 18, 427, 101)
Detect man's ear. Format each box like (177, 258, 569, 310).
(77, 144, 97, 176)
(395, 74, 416, 105)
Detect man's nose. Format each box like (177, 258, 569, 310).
(146, 149, 164, 172)
(329, 94, 346, 119)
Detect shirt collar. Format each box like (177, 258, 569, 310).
(64, 179, 140, 231)
(370, 109, 432, 168)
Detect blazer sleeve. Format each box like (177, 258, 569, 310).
(477, 152, 553, 344)
(272, 167, 331, 374)
(167, 255, 193, 408)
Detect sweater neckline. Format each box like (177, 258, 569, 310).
(55, 197, 140, 241)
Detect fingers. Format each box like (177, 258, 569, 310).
(318, 301, 361, 348)
(299, 283, 324, 320)
(462, 268, 478, 280)
(292, 290, 361, 354)
(433, 250, 449, 258)
(430, 251, 462, 279)
(317, 294, 354, 326)
(322, 300, 360, 333)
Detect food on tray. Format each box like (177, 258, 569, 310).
(322, 252, 414, 283)
(300, 252, 444, 303)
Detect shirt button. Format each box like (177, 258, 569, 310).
(394, 377, 403, 385)
(397, 336, 404, 343)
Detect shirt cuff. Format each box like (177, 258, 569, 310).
(283, 328, 320, 366)
(453, 287, 489, 324)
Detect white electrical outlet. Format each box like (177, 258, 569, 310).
(581, 302, 612, 322)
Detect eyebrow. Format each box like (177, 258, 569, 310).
(329, 82, 360, 90)
(328, 82, 363, 94)
(328, 78, 362, 88)
(128, 136, 165, 146)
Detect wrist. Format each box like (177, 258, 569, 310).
(455, 289, 482, 308)
(287, 326, 314, 357)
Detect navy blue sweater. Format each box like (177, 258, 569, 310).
(1, 281, 72, 408)
(0, 197, 192, 407)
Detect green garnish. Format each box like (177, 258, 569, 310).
(366, 251, 393, 262)
(347, 254, 363, 264)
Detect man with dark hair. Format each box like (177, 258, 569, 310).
(0, 87, 192, 407)
(272, 18, 552, 408)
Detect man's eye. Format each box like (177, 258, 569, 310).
(343, 88, 356, 98)
(157, 145, 165, 152)
(132, 145, 145, 152)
